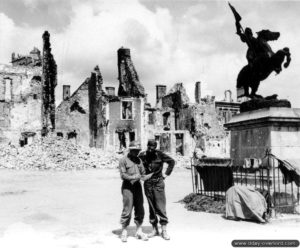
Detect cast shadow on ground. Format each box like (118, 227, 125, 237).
(221, 215, 267, 224)
(112, 226, 153, 237)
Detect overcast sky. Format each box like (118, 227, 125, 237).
(0, 0, 299, 106)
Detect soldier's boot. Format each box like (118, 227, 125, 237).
(147, 224, 160, 238)
(161, 225, 170, 240)
(135, 224, 148, 241)
(120, 228, 128, 242)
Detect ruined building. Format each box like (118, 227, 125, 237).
(0, 31, 57, 146)
(144, 81, 240, 157)
(109, 48, 146, 149)
(56, 47, 240, 156)
(11, 47, 42, 67)
(56, 47, 146, 150)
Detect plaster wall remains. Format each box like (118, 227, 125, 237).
(144, 82, 240, 157)
(107, 97, 145, 151)
(0, 64, 42, 145)
(55, 48, 145, 151)
(56, 80, 90, 146)
(178, 102, 230, 157)
(0, 31, 57, 146)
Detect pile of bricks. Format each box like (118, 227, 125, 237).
(0, 135, 121, 170)
(0, 135, 192, 170)
(172, 153, 192, 169)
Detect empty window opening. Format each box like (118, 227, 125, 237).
(175, 133, 184, 155)
(32, 76, 42, 81)
(67, 130, 77, 139)
(129, 131, 135, 142)
(70, 101, 86, 114)
(121, 101, 133, 120)
(163, 112, 170, 126)
(4, 78, 12, 101)
(148, 112, 154, 124)
(57, 132, 63, 137)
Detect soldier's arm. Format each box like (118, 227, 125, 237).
(138, 153, 154, 181)
(137, 159, 146, 176)
(119, 158, 140, 181)
(161, 152, 175, 176)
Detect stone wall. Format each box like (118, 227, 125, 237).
(0, 64, 42, 145)
(42, 31, 57, 134)
(56, 79, 90, 146)
(177, 103, 229, 157)
(88, 66, 106, 148)
(107, 97, 145, 150)
(225, 107, 300, 166)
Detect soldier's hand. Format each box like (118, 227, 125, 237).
(162, 173, 168, 180)
(134, 174, 141, 180)
(141, 173, 153, 181)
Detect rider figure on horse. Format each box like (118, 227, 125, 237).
(229, 2, 291, 98)
(235, 22, 276, 70)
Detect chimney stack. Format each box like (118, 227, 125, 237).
(156, 85, 167, 104)
(105, 86, 115, 96)
(63, 85, 70, 100)
(195, 81, 201, 103)
(225, 90, 232, 102)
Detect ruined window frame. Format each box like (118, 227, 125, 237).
(120, 100, 133, 120)
(148, 111, 154, 125)
(4, 77, 13, 102)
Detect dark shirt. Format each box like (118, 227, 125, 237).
(119, 154, 145, 183)
(138, 150, 175, 179)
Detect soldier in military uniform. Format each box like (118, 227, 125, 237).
(119, 141, 149, 242)
(139, 139, 175, 240)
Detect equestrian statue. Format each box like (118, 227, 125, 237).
(228, 3, 291, 99)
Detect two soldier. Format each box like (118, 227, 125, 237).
(118, 139, 175, 242)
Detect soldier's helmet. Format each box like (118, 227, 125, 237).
(147, 139, 157, 148)
(128, 141, 142, 150)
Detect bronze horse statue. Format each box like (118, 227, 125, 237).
(236, 30, 291, 98)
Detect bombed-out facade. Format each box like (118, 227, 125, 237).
(1, 40, 240, 156)
(56, 48, 147, 151)
(145, 82, 240, 157)
(56, 48, 240, 156)
(0, 31, 56, 146)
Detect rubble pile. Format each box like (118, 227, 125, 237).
(180, 193, 226, 214)
(172, 153, 191, 169)
(0, 136, 121, 170)
(0, 135, 192, 170)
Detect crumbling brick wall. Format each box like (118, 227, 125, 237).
(42, 31, 57, 135)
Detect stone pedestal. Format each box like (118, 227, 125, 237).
(224, 107, 300, 166)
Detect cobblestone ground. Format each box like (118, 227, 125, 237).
(0, 168, 299, 248)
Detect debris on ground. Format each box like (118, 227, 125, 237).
(0, 135, 192, 170)
(0, 135, 122, 170)
(172, 153, 191, 169)
(180, 193, 226, 214)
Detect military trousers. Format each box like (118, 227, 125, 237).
(144, 178, 168, 226)
(120, 181, 144, 228)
